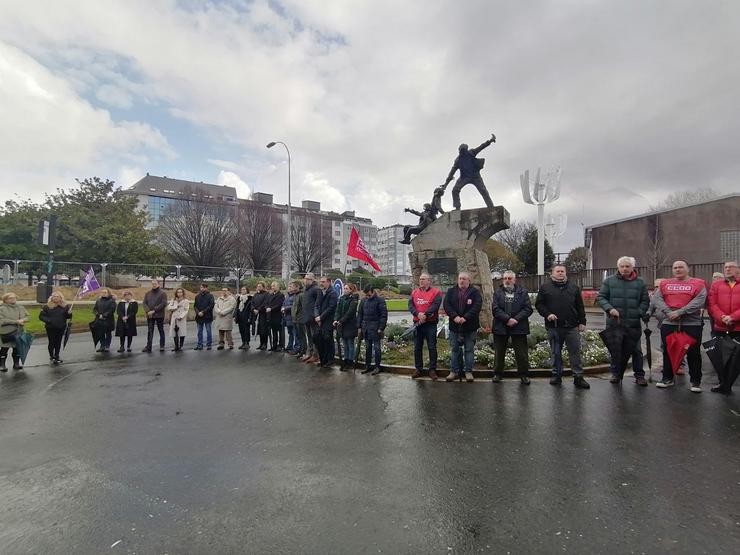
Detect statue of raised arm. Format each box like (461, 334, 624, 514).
(400, 203, 436, 244)
(441, 133, 496, 210)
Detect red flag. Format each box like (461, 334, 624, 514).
(347, 227, 381, 272)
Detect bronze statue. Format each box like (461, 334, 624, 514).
(441, 133, 496, 210)
(400, 203, 436, 244)
(430, 186, 445, 218)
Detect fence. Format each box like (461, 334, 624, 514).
(0, 259, 282, 289)
(494, 263, 725, 292)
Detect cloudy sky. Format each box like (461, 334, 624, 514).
(1, 0, 738, 252)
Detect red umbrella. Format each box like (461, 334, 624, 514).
(665, 329, 697, 375)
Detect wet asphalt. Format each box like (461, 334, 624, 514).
(1, 331, 739, 555)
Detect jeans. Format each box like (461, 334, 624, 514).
(294, 323, 305, 354)
(609, 343, 644, 378)
(493, 334, 529, 376)
(547, 327, 584, 377)
(196, 321, 213, 347)
(286, 324, 295, 351)
(146, 318, 165, 349)
(364, 338, 381, 369)
(448, 329, 476, 374)
(413, 321, 438, 372)
(342, 337, 356, 361)
(660, 325, 702, 383)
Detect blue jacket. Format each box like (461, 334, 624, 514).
(443, 285, 483, 333)
(492, 284, 532, 335)
(358, 294, 388, 337)
(315, 287, 338, 331)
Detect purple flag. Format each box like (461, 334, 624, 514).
(79, 267, 100, 297)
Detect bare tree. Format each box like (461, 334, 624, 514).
(646, 214, 667, 282)
(494, 220, 537, 254)
(158, 191, 236, 268)
(291, 214, 332, 274)
(649, 187, 718, 211)
(234, 200, 282, 275)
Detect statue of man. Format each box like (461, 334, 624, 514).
(441, 133, 496, 210)
(400, 203, 436, 244)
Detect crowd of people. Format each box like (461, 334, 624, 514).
(0, 260, 737, 394)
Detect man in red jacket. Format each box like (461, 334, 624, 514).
(707, 260, 740, 393)
(408, 272, 443, 380)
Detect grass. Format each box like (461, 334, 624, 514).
(385, 299, 408, 311)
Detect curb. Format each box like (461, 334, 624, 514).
(376, 363, 612, 379)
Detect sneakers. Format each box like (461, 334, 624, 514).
(465, 371, 474, 383)
(446, 371, 458, 382)
(520, 376, 531, 386)
(656, 378, 675, 388)
(491, 374, 503, 383)
(549, 375, 562, 386)
(635, 376, 648, 386)
(574, 376, 590, 389)
(689, 383, 702, 393)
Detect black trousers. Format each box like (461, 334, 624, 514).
(146, 318, 165, 348)
(451, 176, 493, 209)
(413, 322, 438, 372)
(237, 317, 250, 345)
(46, 328, 64, 359)
(493, 334, 530, 376)
(269, 320, 281, 349)
(660, 325, 702, 383)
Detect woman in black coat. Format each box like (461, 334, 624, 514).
(93, 289, 117, 353)
(39, 291, 72, 364)
(251, 282, 269, 350)
(115, 290, 139, 352)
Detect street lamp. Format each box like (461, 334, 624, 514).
(266, 141, 292, 280)
(520, 167, 561, 275)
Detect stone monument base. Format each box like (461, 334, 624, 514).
(408, 206, 509, 330)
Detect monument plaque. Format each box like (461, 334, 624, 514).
(427, 258, 458, 275)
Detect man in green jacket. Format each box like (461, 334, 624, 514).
(596, 256, 650, 385)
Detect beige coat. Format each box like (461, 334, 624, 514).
(0, 303, 29, 348)
(214, 295, 236, 331)
(167, 298, 189, 338)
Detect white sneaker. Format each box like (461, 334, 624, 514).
(690, 383, 702, 393)
(465, 371, 474, 382)
(655, 379, 675, 388)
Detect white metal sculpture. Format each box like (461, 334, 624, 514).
(520, 167, 562, 275)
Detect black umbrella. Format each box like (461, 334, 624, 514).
(89, 318, 107, 348)
(703, 335, 740, 390)
(599, 323, 642, 380)
(643, 327, 653, 382)
(400, 323, 418, 340)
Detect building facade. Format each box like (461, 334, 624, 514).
(377, 224, 412, 283)
(585, 193, 740, 270)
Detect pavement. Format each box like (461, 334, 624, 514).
(1, 332, 739, 554)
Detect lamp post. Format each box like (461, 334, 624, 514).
(520, 167, 561, 275)
(266, 141, 292, 281)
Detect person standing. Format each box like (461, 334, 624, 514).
(408, 272, 443, 380)
(167, 288, 190, 352)
(443, 272, 483, 382)
(251, 282, 269, 350)
(707, 260, 740, 393)
(0, 293, 29, 371)
(39, 291, 72, 364)
(291, 281, 305, 356)
(194, 283, 215, 350)
(491, 271, 533, 385)
(299, 273, 321, 363)
(142, 279, 168, 353)
(651, 260, 707, 391)
(535, 265, 590, 389)
(115, 290, 138, 352)
(358, 285, 388, 375)
(314, 276, 339, 367)
(94, 288, 117, 353)
(266, 282, 285, 352)
(596, 256, 650, 386)
(282, 282, 298, 353)
(235, 286, 252, 350)
(215, 287, 237, 350)
(334, 283, 359, 371)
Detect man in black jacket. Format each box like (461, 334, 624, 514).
(535, 265, 590, 389)
(142, 280, 168, 353)
(491, 271, 532, 385)
(194, 283, 215, 350)
(314, 276, 339, 367)
(443, 272, 483, 382)
(299, 273, 322, 363)
(358, 285, 388, 375)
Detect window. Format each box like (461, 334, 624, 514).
(335, 231, 341, 236)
